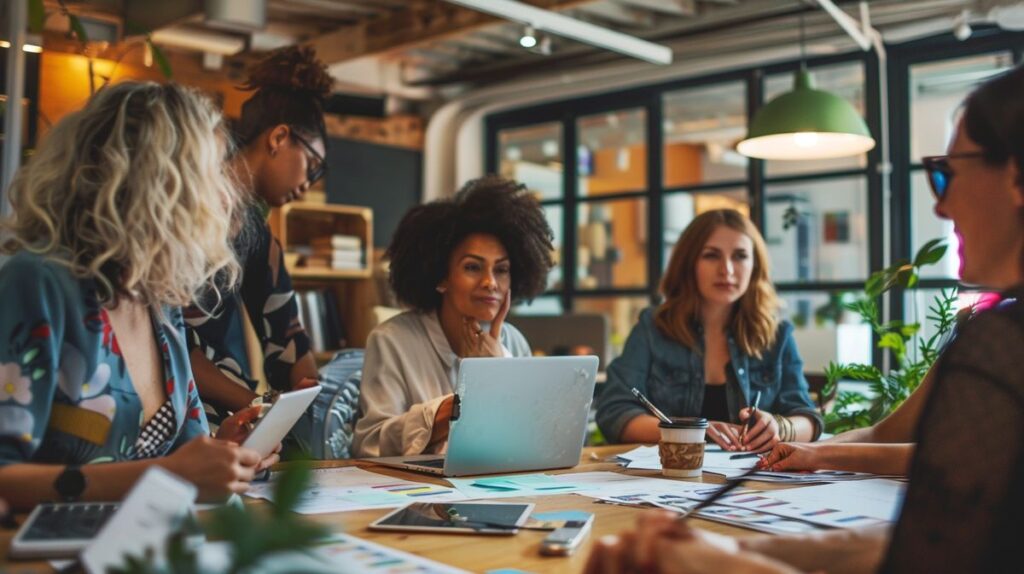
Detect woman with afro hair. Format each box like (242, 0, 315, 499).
(353, 176, 554, 457)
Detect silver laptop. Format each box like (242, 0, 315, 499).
(371, 356, 598, 477)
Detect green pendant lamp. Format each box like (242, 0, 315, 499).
(737, 16, 875, 160)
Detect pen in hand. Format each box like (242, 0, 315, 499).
(739, 390, 762, 448)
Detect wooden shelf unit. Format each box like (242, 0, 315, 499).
(268, 202, 376, 355)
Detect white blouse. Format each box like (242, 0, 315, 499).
(353, 310, 531, 457)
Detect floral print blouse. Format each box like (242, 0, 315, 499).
(0, 252, 208, 466)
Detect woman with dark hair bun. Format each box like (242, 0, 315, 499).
(353, 176, 555, 457)
(186, 46, 331, 426)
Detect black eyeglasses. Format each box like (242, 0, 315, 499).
(921, 152, 986, 201)
(291, 131, 327, 185)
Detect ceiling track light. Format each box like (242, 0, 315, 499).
(953, 10, 973, 41)
(519, 25, 537, 48)
(444, 0, 671, 65)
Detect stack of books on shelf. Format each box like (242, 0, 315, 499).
(305, 234, 365, 271)
(294, 288, 347, 352)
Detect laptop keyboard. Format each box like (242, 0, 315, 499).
(22, 503, 119, 541)
(406, 458, 446, 468)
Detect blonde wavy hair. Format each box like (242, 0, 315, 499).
(1, 81, 242, 309)
(655, 209, 780, 358)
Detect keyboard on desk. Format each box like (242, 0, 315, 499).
(406, 458, 446, 468)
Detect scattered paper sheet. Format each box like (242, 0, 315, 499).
(754, 478, 906, 521)
(587, 478, 903, 533)
(447, 473, 584, 499)
(245, 467, 466, 514)
(560, 471, 719, 499)
(615, 446, 892, 484)
(189, 536, 469, 574)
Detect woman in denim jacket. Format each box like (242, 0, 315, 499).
(596, 209, 822, 451)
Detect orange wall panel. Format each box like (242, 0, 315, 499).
(38, 50, 248, 140)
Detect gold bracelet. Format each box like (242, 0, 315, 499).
(774, 414, 794, 442)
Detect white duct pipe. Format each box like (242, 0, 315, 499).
(150, 27, 245, 56)
(813, 0, 873, 50)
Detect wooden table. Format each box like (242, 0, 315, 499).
(1, 445, 787, 574)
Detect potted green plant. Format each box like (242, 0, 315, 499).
(824, 239, 959, 433)
(111, 463, 329, 574)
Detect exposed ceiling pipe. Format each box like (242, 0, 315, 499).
(2, 0, 27, 211)
(204, 0, 267, 32)
(150, 27, 245, 56)
(811, 0, 872, 50)
(442, 0, 673, 65)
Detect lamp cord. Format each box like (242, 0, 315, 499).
(799, 12, 807, 71)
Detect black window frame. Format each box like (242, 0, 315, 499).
(486, 28, 1024, 368)
(887, 27, 1024, 325)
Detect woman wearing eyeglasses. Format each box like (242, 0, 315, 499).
(754, 107, 1014, 477)
(185, 46, 331, 425)
(584, 64, 1024, 574)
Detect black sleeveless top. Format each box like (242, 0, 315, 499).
(701, 361, 733, 422)
(881, 288, 1024, 572)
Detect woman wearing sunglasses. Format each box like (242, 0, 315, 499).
(185, 46, 331, 426)
(584, 64, 1024, 574)
(754, 91, 1017, 477)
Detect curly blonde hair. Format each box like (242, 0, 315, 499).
(656, 209, 780, 358)
(1, 82, 242, 309)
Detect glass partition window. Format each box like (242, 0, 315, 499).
(779, 290, 872, 374)
(662, 82, 748, 188)
(574, 296, 649, 358)
(512, 296, 564, 316)
(576, 198, 648, 290)
(498, 122, 563, 201)
(662, 188, 748, 269)
(543, 204, 565, 290)
(764, 62, 867, 177)
(910, 171, 959, 280)
(909, 53, 1014, 160)
(906, 52, 1013, 283)
(764, 176, 869, 283)
(577, 109, 647, 196)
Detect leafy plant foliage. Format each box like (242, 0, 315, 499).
(824, 239, 960, 433)
(110, 463, 328, 574)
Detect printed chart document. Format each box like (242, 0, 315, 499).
(245, 467, 466, 514)
(209, 535, 470, 574)
(586, 477, 905, 534)
(614, 445, 890, 483)
(312, 534, 469, 573)
(755, 478, 907, 521)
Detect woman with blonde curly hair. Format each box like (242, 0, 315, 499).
(595, 209, 821, 450)
(0, 82, 276, 510)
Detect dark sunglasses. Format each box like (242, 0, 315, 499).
(290, 131, 327, 185)
(921, 152, 986, 200)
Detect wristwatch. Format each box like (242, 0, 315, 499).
(54, 465, 87, 502)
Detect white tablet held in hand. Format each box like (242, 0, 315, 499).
(242, 385, 321, 457)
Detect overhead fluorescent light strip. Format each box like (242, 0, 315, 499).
(443, 0, 673, 65)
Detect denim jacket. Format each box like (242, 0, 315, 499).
(595, 307, 822, 443)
